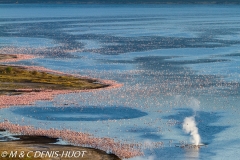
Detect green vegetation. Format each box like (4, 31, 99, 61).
(5, 66, 13, 74)
(0, 65, 107, 95)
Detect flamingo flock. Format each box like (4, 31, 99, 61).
(0, 121, 143, 159)
(0, 56, 123, 109)
(0, 47, 239, 159)
(0, 53, 144, 159)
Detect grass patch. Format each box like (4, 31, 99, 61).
(0, 65, 108, 95)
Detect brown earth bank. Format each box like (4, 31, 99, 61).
(0, 132, 121, 160)
(0, 122, 144, 159)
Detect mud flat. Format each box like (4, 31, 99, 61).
(0, 131, 121, 160)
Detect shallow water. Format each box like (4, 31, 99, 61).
(0, 4, 240, 160)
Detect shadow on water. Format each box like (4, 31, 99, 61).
(1, 13, 240, 56)
(10, 106, 148, 121)
(103, 55, 240, 96)
(140, 133, 162, 140)
(127, 126, 162, 140)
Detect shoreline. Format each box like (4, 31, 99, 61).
(0, 53, 36, 63)
(0, 54, 123, 109)
(0, 53, 144, 159)
(0, 131, 121, 160)
(0, 121, 143, 159)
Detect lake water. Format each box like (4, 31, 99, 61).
(0, 4, 240, 160)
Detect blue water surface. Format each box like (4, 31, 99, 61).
(0, 4, 240, 160)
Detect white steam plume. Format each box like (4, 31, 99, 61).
(183, 116, 201, 145)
